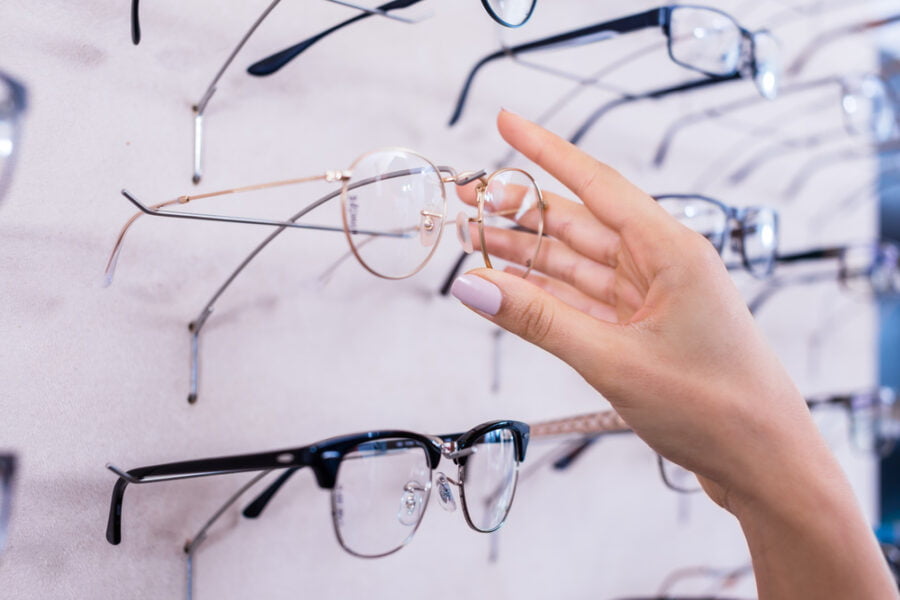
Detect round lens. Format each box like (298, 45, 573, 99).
(752, 31, 780, 100)
(483, 0, 535, 27)
(656, 196, 728, 253)
(741, 207, 778, 278)
(342, 149, 446, 279)
(658, 455, 702, 494)
(0, 79, 21, 205)
(474, 169, 544, 277)
(460, 427, 518, 532)
(331, 438, 432, 557)
(842, 75, 897, 142)
(668, 7, 742, 76)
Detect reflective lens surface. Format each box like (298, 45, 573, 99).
(0, 76, 23, 205)
(752, 31, 780, 99)
(657, 196, 728, 252)
(483, 0, 535, 27)
(668, 7, 742, 76)
(332, 438, 432, 557)
(848, 389, 900, 456)
(460, 427, 518, 532)
(476, 169, 544, 276)
(841, 243, 900, 296)
(842, 75, 897, 142)
(740, 207, 778, 278)
(342, 150, 446, 279)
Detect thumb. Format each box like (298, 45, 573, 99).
(449, 269, 627, 379)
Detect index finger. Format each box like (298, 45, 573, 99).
(496, 109, 665, 233)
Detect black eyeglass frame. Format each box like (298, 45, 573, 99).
(106, 420, 529, 556)
(0, 454, 15, 552)
(448, 4, 770, 126)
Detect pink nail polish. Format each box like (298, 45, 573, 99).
(451, 275, 502, 316)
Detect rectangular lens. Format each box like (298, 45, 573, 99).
(668, 7, 742, 76)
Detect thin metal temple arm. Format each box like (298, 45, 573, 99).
(447, 7, 665, 126)
(748, 270, 838, 314)
(783, 141, 900, 199)
(184, 471, 271, 600)
(192, 0, 283, 184)
(183, 167, 438, 404)
(568, 74, 741, 145)
(247, 0, 426, 77)
(653, 76, 842, 167)
(725, 127, 849, 186)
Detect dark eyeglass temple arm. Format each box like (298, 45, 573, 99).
(569, 74, 741, 145)
(448, 7, 665, 126)
(131, 0, 140, 44)
(747, 270, 837, 315)
(105, 446, 319, 545)
(247, 0, 426, 76)
(653, 76, 841, 168)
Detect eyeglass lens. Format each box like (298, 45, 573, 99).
(739, 208, 778, 279)
(460, 427, 518, 532)
(464, 169, 543, 276)
(656, 196, 729, 253)
(0, 78, 20, 202)
(841, 244, 900, 296)
(848, 392, 900, 456)
(342, 150, 447, 279)
(483, 0, 535, 28)
(667, 7, 742, 77)
(331, 438, 433, 557)
(842, 75, 897, 142)
(751, 31, 780, 99)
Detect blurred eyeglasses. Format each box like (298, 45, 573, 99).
(747, 240, 900, 314)
(653, 73, 898, 170)
(106, 420, 528, 592)
(105, 148, 545, 403)
(449, 5, 779, 127)
(130, 0, 538, 183)
(0, 454, 15, 553)
(0, 72, 26, 207)
(440, 193, 778, 295)
(808, 388, 900, 457)
(657, 195, 779, 279)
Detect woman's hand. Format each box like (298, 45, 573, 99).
(450, 110, 896, 599)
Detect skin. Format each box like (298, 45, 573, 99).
(453, 109, 897, 599)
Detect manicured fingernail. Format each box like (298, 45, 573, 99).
(451, 274, 502, 316)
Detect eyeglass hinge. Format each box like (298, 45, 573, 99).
(325, 170, 352, 182)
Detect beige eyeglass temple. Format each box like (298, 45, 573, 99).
(530, 409, 630, 438)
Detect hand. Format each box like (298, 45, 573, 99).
(450, 110, 896, 599)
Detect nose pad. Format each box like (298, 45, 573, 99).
(456, 211, 475, 254)
(397, 481, 427, 527)
(435, 472, 457, 512)
(419, 211, 442, 248)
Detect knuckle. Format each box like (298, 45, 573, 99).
(518, 297, 555, 344)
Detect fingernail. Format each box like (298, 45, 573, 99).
(451, 274, 502, 316)
(500, 107, 520, 117)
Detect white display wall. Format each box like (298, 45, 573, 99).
(0, 1, 889, 598)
